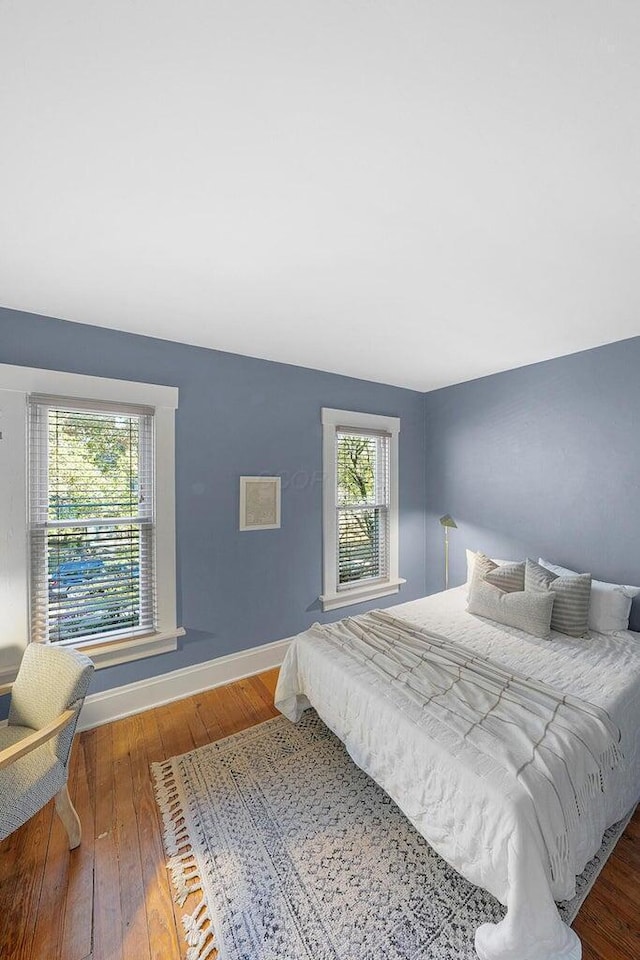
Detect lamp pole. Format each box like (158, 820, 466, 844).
(439, 514, 457, 591)
(444, 525, 450, 590)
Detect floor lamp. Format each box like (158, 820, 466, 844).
(439, 514, 457, 590)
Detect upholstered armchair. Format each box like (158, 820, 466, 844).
(0, 643, 94, 848)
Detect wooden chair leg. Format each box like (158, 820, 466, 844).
(55, 783, 82, 849)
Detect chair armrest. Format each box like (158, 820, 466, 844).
(0, 708, 76, 772)
(0, 682, 14, 698)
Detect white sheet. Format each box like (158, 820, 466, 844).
(275, 587, 640, 960)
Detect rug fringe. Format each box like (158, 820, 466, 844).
(151, 759, 217, 960)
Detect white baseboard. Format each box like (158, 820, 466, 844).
(77, 636, 290, 731)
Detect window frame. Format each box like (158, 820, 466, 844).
(320, 407, 404, 612)
(29, 397, 157, 648)
(0, 363, 183, 675)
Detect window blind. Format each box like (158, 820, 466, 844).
(335, 429, 390, 587)
(29, 399, 156, 645)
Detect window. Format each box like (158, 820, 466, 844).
(336, 431, 389, 585)
(29, 398, 155, 645)
(0, 362, 181, 676)
(321, 408, 403, 611)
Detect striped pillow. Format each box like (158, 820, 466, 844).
(524, 559, 592, 638)
(484, 561, 525, 593)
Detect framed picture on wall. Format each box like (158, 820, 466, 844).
(239, 476, 281, 531)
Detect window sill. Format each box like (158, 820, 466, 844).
(320, 578, 406, 612)
(75, 627, 186, 670)
(0, 628, 185, 686)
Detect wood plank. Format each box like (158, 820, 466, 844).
(155, 697, 196, 759)
(29, 746, 81, 959)
(0, 800, 54, 960)
(609, 831, 640, 872)
(593, 850, 640, 919)
(138, 705, 188, 958)
(92, 722, 124, 960)
(579, 943, 602, 960)
(0, 816, 19, 868)
(154, 691, 202, 959)
(258, 666, 280, 698)
(574, 892, 639, 960)
(211, 679, 262, 736)
(112, 716, 152, 960)
(173, 693, 212, 751)
(61, 736, 96, 960)
(126, 710, 181, 960)
(192, 687, 229, 743)
(243, 674, 280, 719)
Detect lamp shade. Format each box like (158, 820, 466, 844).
(439, 514, 457, 529)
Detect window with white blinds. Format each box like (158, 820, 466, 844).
(29, 398, 156, 646)
(321, 408, 402, 611)
(336, 430, 389, 586)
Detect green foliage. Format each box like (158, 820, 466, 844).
(48, 411, 140, 522)
(337, 435, 376, 504)
(337, 435, 378, 583)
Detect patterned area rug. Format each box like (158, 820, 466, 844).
(152, 711, 630, 960)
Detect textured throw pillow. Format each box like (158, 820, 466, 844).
(466, 550, 494, 584)
(467, 578, 555, 639)
(484, 561, 525, 593)
(525, 559, 592, 638)
(470, 551, 497, 582)
(465, 550, 516, 585)
(539, 558, 640, 635)
(465, 551, 499, 601)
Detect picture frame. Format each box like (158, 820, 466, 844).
(239, 476, 281, 531)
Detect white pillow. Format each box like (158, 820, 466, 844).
(538, 558, 640, 634)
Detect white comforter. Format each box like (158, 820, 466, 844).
(274, 587, 640, 960)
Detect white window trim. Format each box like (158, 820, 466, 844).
(0, 362, 182, 672)
(320, 407, 404, 612)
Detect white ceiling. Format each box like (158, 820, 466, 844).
(1, 2, 639, 391)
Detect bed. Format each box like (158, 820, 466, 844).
(274, 585, 640, 960)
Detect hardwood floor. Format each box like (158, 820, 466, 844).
(0, 667, 638, 960)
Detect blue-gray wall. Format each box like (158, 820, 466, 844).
(424, 336, 640, 629)
(0, 308, 427, 693)
(3, 308, 639, 703)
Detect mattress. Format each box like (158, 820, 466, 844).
(393, 586, 640, 822)
(274, 586, 640, 960)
